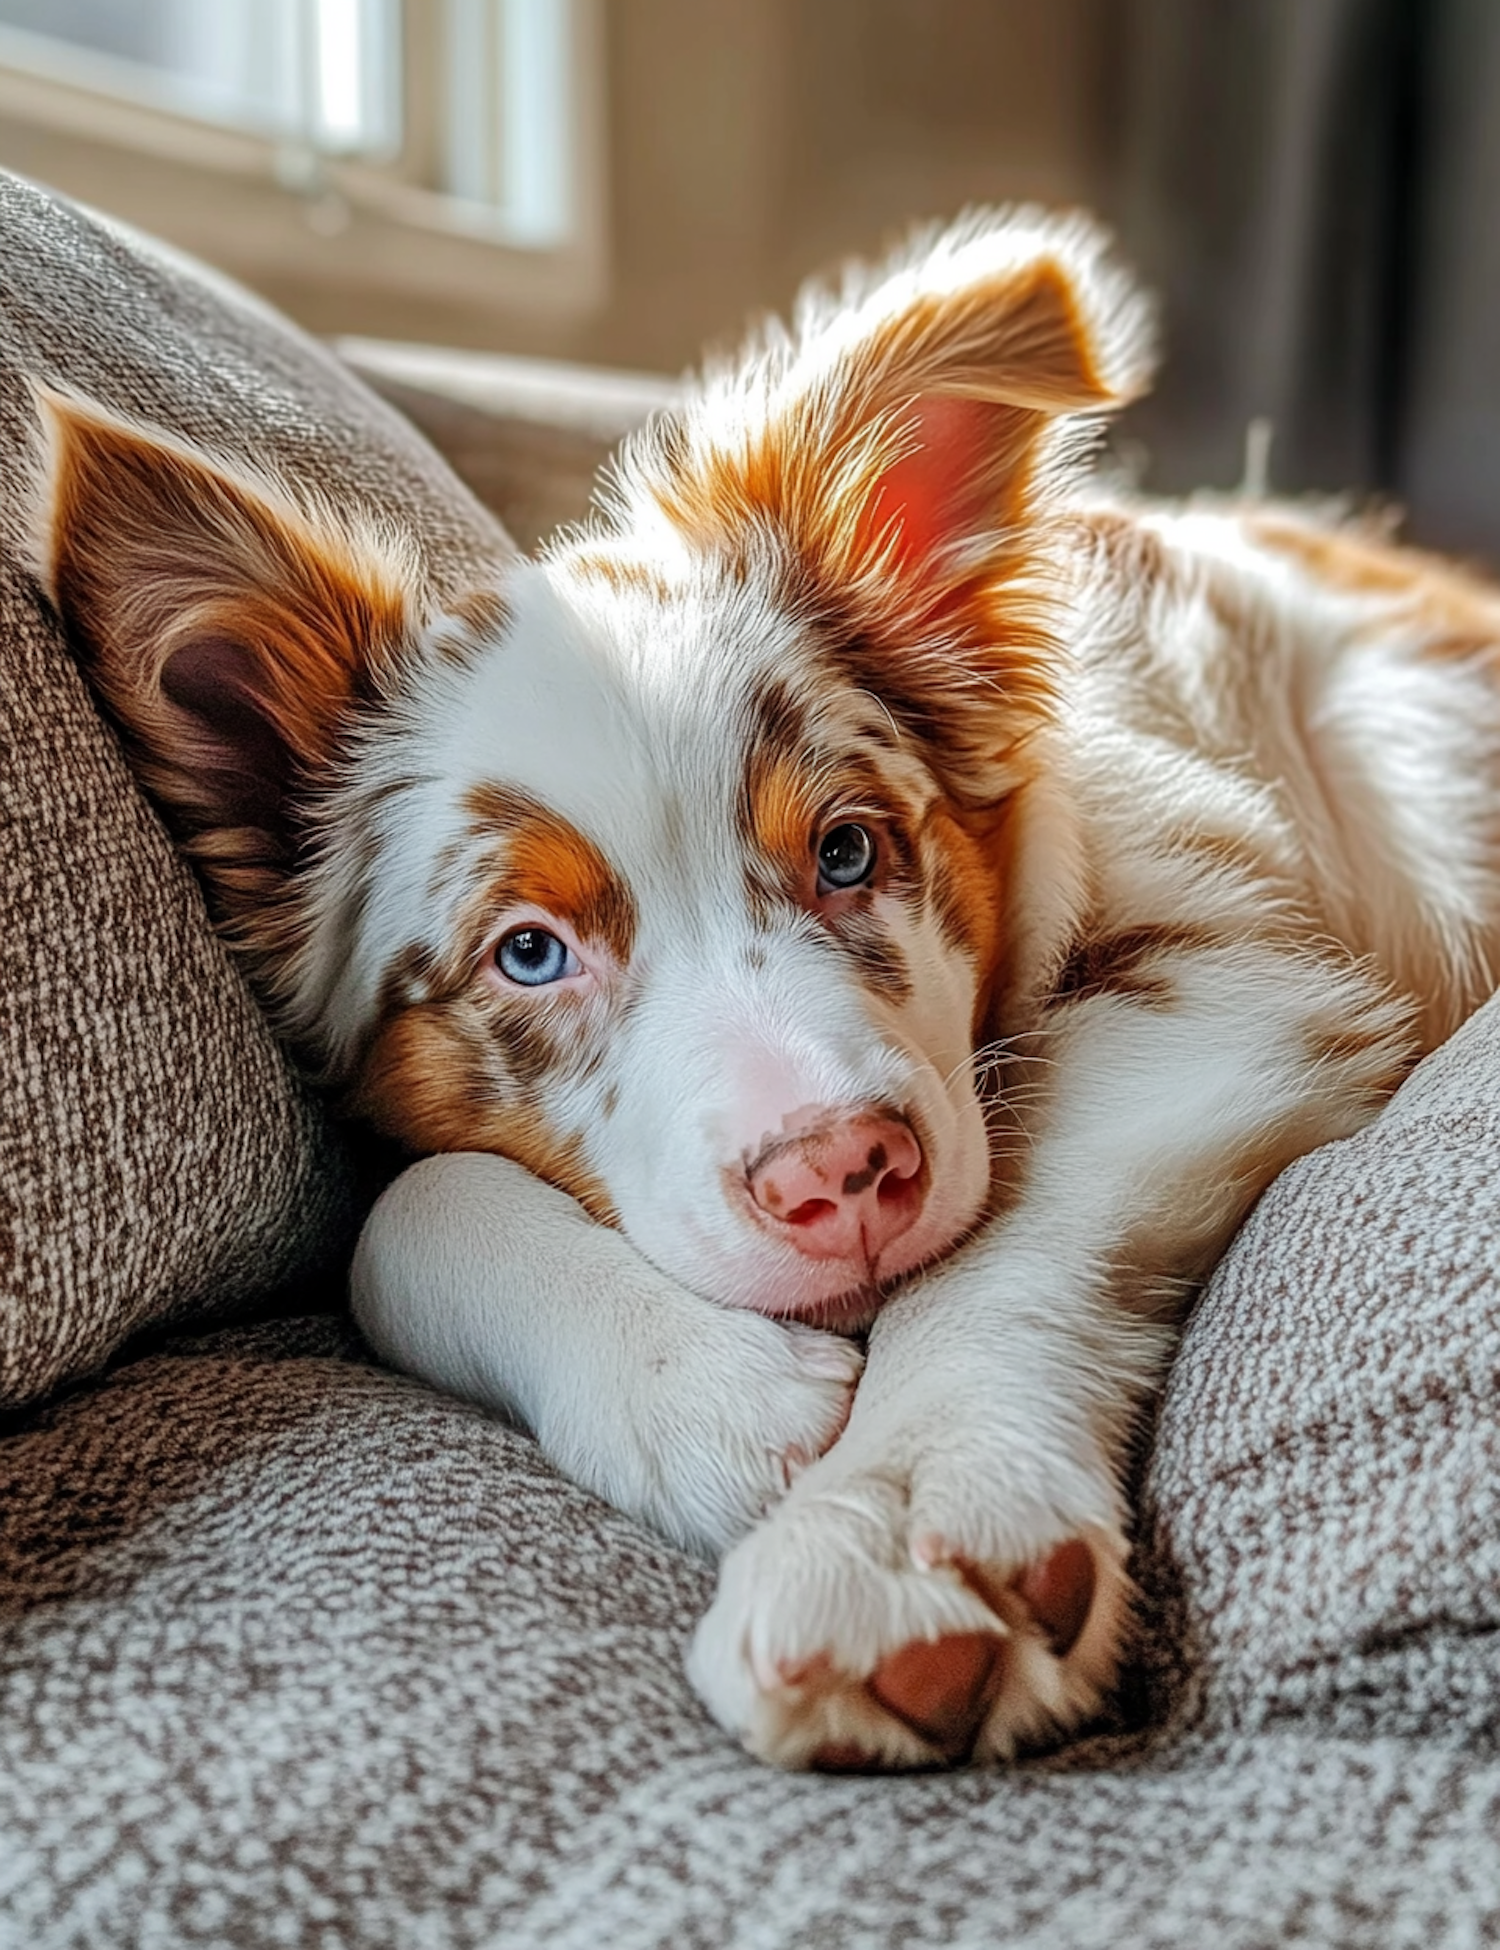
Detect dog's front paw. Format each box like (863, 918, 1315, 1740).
(686, 1437, 1130, 1769)
(627, 1309, 863, 1558)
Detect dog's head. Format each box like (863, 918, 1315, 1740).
(30, 210, 1151, 1328)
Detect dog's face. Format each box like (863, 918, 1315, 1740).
(32, 211, 1152, 1325)
(336, 553, 1008, 1328)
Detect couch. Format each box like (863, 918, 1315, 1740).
(3, 170, 1498, 1950)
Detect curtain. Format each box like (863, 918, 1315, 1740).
(1110, 0, 1500, 563)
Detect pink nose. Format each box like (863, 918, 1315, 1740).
(746, 1111, 925, 1264)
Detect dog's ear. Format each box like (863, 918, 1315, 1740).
(632, 210, 1154, 795)
(29, 389, 416, 941)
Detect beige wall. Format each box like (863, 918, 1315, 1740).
(576, 0, 1115, 372)
(0, 0, 1116, 374)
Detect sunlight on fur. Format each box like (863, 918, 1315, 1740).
(32, 207, 1500, 1772)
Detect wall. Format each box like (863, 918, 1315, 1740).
(0, 0, 1116, 372)
(567, 0, 1114, 372)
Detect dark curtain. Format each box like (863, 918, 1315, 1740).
(1108, 0, 1500, 564)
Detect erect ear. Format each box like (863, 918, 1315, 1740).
(631, 209, 1155, 794)
(28, 389, 417, 952)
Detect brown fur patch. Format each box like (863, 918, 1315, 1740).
(918, 791, 1028, 1043)
(443, 586, 510, 653)
(1167, 823, 1282, 889)
(741, 741, 817, 875)
(1302, 1016, 1419, 1092)
(1070, 506, 1175, 584)
(347, 786, 634, 1188)
(919, 800, 1007, 965)
(351, 1001, 616, 1222)
(463, 782, 636, 961)
(835, 914, 914, 1003)
(735, 671, 899, 898)
(734, 660, 1016, 1022)
(570, 550, 673, 601)
(36, 390, 415, 1042)
(1053, 925, 1219, 1010)
(1249, 514, 1500, 657)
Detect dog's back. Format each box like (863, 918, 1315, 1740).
(1058, 498, 1500, 1054)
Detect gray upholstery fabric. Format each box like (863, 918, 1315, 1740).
(0, 171, 513, 1407)
(4, 992, 1500, 1946)
(1139, 987, 1500, 1746)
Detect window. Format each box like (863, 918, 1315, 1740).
(0, 1, 401, 156)
(444, 0, 571, 246)
(0, 0, 603, 325)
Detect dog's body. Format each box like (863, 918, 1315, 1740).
(32, 211, 1500, 1770)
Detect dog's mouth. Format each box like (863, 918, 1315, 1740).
(751, 1218, 962, 1334)
(728, 1203, 933, 1334)
(768, 1280, 888, 1337)
(749, 1181, 993, 1334)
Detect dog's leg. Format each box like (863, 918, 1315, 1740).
(351, 1153, 863, 1557)
(688, 944, 1413, 1765)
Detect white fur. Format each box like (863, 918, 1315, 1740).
(41, 207, 1498, 1772)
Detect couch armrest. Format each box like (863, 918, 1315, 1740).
(336, 338, 680, 552)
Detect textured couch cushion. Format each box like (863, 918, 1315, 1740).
(1139, 986, 1500, 1740)
(4, 1316, 1500, 1950)
(0, 171, 513, 1407)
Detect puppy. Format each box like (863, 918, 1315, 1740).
(30, 210, 1500, 1771)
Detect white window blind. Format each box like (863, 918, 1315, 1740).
(0, 0, 401, 155)
(0, 0, 580, 241)
(444, 0, 572, 245)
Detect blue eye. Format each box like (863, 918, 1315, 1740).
(496, 927, 575, 986)
(816, 822, 877, 890)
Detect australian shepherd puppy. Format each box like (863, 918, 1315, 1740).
(30, 210, 1500, 1772)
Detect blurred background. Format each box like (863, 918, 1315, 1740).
(0, 0, 1494, 560)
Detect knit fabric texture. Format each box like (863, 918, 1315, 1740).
(0, 171, 513, 1406)
(1139, 987, 1500, 1745)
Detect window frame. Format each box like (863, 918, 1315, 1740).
(0, 0, 608, 324)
